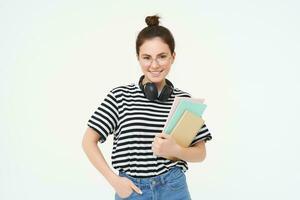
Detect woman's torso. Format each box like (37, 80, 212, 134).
(110, 83, 191, 178)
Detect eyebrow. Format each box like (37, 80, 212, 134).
(141, 52, 167, 56)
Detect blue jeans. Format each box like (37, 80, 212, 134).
(114, 166, 192, 200)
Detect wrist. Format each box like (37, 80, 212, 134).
(106, 171, 120, 187)
(174, 144, 183, 159)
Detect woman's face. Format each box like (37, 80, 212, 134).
(137, 37, 175, 87)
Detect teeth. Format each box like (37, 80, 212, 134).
(150, 70, 162, 73)
(151, 71, 160, 74)
(150, 71, 162, 77)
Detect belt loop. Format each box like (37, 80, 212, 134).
(160, 174, 165, 185)
(136, 177, 141, 189)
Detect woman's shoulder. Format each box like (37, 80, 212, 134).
(173, 86, 192, 98)
(109, 83, 139, 94)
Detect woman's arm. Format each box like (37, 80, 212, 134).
(81, 127, 142, 197)
(81, 127, 119, 185)
(152, 133, 206, 162)
(175, 140, 206, 162)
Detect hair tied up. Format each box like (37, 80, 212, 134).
(145, 15, 160, 26)
(136, 14, 175, 56)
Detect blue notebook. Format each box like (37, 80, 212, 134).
(164, 99, 207, 134)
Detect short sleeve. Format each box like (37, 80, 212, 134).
(189, 123, 212, 146)
(87, 90, 119, 143)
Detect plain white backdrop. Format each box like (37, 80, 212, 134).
(1, 0, 299, 199)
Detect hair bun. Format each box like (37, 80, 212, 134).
(145, 15, 160, 26)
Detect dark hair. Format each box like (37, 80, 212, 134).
(136, 14, 175, 56)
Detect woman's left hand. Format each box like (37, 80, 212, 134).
(151, 132, 181, 159)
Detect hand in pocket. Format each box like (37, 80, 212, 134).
(113, 176, 142, 198)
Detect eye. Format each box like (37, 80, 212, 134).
(143, 57, 150, 60)
(160, 55, 167, 58)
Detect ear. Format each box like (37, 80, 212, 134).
(171, 52, 176, 63)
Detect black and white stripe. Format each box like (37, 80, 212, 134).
(87, 83, 212, 178)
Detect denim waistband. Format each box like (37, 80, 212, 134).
(118, 166, 184, 189)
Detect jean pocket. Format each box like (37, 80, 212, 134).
(170, 167, 184, 180)
(165, 172, 186, 191)
(115, 190, 136, 200)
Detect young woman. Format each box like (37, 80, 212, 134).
(82, 14, 212, 200)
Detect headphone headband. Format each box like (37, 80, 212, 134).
(138, 75, 174, 102)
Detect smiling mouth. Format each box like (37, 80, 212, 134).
(150, 70, 163, 77)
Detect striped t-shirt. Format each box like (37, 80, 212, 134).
(87, 82, 212, 178)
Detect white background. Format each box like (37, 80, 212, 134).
(1, 0, 299, 199)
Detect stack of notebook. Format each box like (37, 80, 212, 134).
(162, 97, 207, 160)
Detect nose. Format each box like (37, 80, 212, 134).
(150, 58, 160, 68)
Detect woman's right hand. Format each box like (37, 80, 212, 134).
(112, 176, 142, 199)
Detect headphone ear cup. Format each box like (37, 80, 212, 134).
(138, 74, 173, 102)
(144, 82, 158, 101)
(158, 85, 173, 101)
